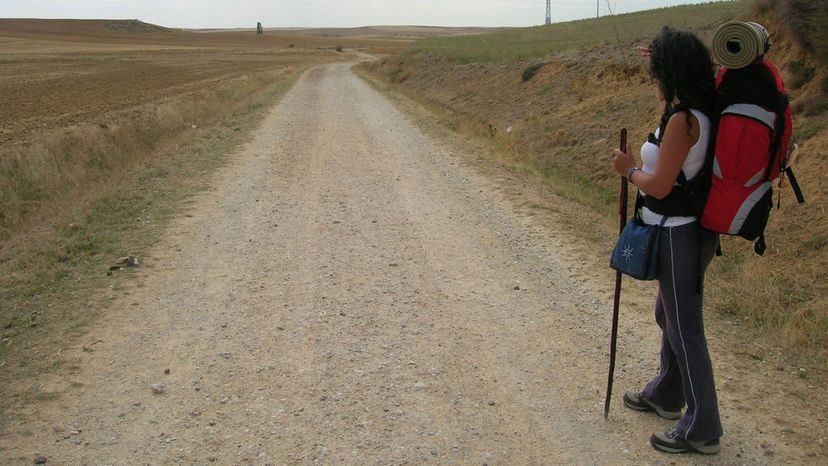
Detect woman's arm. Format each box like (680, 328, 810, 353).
(613, 112, 700, 199)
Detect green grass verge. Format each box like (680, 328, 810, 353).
(413, 1, 751, 63)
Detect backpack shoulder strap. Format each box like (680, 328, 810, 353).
(759, 60, 791, 181)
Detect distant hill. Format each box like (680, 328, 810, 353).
(0, 18, 321, 47)
(0, 18, 178, 41)
(0, 18, 488, 47)
(103, 19, 171, 33)
(272, 25, 499, 39)
(190, 25, 500, 40)
(411, 1, 751, 63)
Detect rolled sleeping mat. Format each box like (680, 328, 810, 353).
(712, 21, 771, 69)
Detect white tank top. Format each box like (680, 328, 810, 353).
(639, 109, 710, 227)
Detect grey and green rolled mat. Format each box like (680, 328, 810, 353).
(712, 21, 771, 69)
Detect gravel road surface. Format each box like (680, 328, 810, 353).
(5, 62, 824, 465)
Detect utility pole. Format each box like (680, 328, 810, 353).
(545, 0, 552, 25)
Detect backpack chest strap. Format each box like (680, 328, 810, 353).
(722, 103, 776, 129)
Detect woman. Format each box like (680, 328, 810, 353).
(612, 27, 722, 455)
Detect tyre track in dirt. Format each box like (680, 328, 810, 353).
(2, 62, 822, 465)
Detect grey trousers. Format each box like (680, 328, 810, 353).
(641, 222, 722, 442)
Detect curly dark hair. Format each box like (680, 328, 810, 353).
(649, 26, 716, 132)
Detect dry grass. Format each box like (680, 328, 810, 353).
(0, 19, 416, 242)
(757, 0, 828, 67)
(359, 1, 828, 357)
(0, 79, 298, 410)
(0, 20, 413, 372)
(0, 68, 292, 239)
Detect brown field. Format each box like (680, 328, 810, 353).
(0, 19, 410, 145)
(0, 45, 303, 145)
(0, 18, 415, 355)
(0, 19, 417, 241)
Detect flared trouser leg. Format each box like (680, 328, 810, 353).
(641, 292, 686, 411)
(641, 223, 722, 442)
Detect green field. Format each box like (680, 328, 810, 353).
(413, 1, 752, 63)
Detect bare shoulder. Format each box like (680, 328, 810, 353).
(664, 110, 700, 145)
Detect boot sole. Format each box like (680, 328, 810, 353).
(651, 436, 721, 455)
(652, 442, 721, 455)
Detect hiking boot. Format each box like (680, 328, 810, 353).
(650, 428, 721, 455)
(623, 391, 682, 420)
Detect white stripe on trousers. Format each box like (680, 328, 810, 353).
(668, 227, 700, 435)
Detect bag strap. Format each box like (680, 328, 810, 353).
(762, 93, 789, 182)
(634, 190, 644, 222)
(755, 235, 767, 256)
(785, 167, 806, 204)
(634, 190, 670, 226)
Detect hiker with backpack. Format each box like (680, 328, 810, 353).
(611, 27, 722, 455)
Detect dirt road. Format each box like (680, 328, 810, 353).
(4, 62, 824, 464)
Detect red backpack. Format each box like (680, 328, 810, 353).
(701, 59, 805, 255)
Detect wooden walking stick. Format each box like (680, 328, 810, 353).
(604, 128, 628, 419)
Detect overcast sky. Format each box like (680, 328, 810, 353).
(0, 1, 720, 28)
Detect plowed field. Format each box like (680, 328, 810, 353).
(0, 19, 402, 146)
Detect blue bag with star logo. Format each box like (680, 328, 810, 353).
(610, 215, 667, 281)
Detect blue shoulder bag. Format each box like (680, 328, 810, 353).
(610, 196, 667, 281)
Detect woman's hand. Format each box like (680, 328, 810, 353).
(613, 143, 636, 178)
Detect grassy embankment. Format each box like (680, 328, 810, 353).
(360, 0, 828, 354)
(0, 20, 411, 391)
